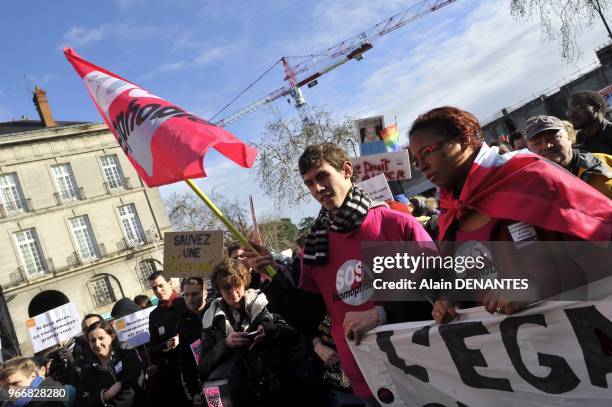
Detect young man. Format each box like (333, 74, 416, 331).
(568, 90, 612, 154)
(525, 115, 612, 198)
(245, 143, 433, 403)
(178, 277, 208, 406)
(147, 272, 189, 407)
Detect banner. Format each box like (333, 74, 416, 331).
(357, 173, 393, 202)
(163, 231, 224, 278)
(26, 303, 81, 353)
(349, 299, 612, 406)
(351, 150, 411, 183)
(114, 306, 156, 347)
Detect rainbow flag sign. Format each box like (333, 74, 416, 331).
(380, 123, 400, 152)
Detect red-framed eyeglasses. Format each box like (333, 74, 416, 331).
(411, 141, 447, 169)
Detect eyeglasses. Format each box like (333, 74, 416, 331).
(410, 141, 447, 169)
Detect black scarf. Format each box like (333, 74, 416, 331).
(303, 186, 372, 265)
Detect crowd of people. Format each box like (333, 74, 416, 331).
(0, 89, 610, 407)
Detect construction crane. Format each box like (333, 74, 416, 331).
(212, 0, 457, 128)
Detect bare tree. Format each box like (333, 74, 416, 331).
(164, 190, 251, 240)
(511, 0, 612, 62)
(254, 106, 359, 208)
(258, 217, 299, 253)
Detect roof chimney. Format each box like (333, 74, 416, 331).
(33, 86, 56, 127)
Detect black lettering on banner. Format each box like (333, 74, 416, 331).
(376, 330, 429, 382)
(439, 322, 513, 392)
(136, 104, 161, 126)
(423, 403, 467, 407)
(500, 314, 580, 394)
(565, 305, 612, 388)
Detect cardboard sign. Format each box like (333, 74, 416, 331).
(351, 150, 411, 183)
(27, 303, 81, 353)
(357, 173, 394, 202)
(114, 306, 156, 347)
(163, 231, 224, 278)
(356, 116, 387, 156)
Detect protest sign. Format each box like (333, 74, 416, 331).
(357, 173, 393, 202)
(114, 306, 156, 347)
(349, 297, 612, 406)
(356, 116, 387, 156)
(26, 303, 81, 353)
(163, 231, 224, 278)
(351, 150, 411, 183)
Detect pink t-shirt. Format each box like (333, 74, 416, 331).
(300, 206, 432, 398)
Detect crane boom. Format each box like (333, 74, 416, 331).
(214, 0, 458, 127)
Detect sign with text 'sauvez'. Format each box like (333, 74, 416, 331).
(163, 231, 224, 278)
(27, 303, 81, 353)
(351, 150, 411, 183)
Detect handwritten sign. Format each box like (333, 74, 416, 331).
(114, 306, 156, 347)
(357, 173, 394, 202)
(163, 231, 224, 278)
(351, 150, 411, 183)
(27, 303, 81, 353)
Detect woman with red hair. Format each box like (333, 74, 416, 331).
(407, 106, 611, 323)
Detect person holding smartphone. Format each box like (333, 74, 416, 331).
(199, 258, 314, 407)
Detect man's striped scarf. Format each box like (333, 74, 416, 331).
(303, 186, 371, 265)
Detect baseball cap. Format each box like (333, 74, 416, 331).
(524, 115, 564, 141)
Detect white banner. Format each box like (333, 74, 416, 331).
(350, 299, 612, 406)
(27, 303, 81, 353)
(351, 150, 411, 183)
(357, 173, 394, 202)
(114, 306, 156, 347)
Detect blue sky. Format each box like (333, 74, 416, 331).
(1, 0, 610, 223)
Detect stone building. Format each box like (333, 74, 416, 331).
(0, 88, 172, 357)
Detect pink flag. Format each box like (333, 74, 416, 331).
(64, 48, 258, 187)
(438, 145, 612, 241)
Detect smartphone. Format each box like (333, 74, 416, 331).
(244, 331, 259, 339)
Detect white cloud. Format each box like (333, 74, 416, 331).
(194, 46, 231, 66)
(62, 25, 107, 47)
(159, 61, 187, 72)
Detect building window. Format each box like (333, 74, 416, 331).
(101, 155, 126, 191)
(137, 259, 157, 288)
(89, 276, 116, 307)
(118, 204, 145, 246)
(51, 163, 79, 203)
(69, 216, 99, 262)
(14, 229, 46, 278)
(0, 173, 28, 216)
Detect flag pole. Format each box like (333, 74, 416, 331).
(184, 179, 277, 277)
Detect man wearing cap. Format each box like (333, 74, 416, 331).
(568, 90, 612, 154)
(525, 115, 612, 198)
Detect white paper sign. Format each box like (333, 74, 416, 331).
(27, 303, 81, 353)
(114, 306, 156, 347)
(349, 297, 612, 407)
(351, 150, 411, 183)
(357, 173, 393, 202)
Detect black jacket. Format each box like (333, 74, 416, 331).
(177, 306, 207, 398)
(147, 293, 187, 369)
(577, 118, 612, 154)
(75, 348, 145, 407)
(199, 290, 313, 405)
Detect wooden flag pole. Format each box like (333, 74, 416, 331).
(185, 179, 277, 277)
